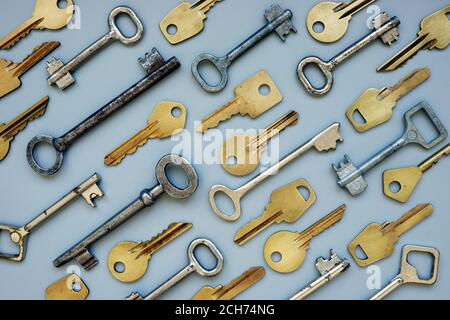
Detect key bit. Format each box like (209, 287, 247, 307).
(45, 274, 89, 300)
(372, 12, 399, 45)
(264, 4, 296, 40)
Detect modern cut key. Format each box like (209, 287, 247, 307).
(45, 274, 89, 300)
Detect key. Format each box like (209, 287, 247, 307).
(47, 6, 144, 90)
(221, 111, 298, 176)
(333, 102, 447, 196)
(378, 6, 450, 72)
(264, 204, 345, 273)
(27, 49, 181, 176)
(210, 123, 343, 222)
(192, 266, 265, 300)
(196, 70, 282, 133)
(126, 238, 224, 300)
(348, 204, 432, 267)
(0, 41, 60, 99)
(107, 222, 192, 283)
(234, 178, 316, 246)
(383, 144, 450, 203)
(192, 4, 296, 93)
(307, 0, 376, 43)
(160, 0, 222, 44)
(0, 0, 73, 50)
(0, 96, 49, 161)
(105, 101, 187, 166)
(0, 174, 102, 262)
(297, 12, 400, 96)
(53, 154, 198, 270)
(346, 68, 430, 132)
(45, 274, 89, 300)
(370, 245, 439, 300)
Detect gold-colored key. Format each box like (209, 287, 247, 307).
(0, 0, 74, 49)
(107, 222, 192, 283)
(264, 204, 345, 273)
(104, 101, 187, 166)
(45, 274, 89, 300)
(0, 96, 48, 161)
(348, 204, 432, 267)
(383, 144, 450, 203)
(346, 68, 430, 132)
(0, 41, 60, 99)
(196, 70, 282, 133)
(234, 179, 316, 246)
(378, 6, 450, 72)
(160, 0, 222, 45)
(221, 111, 298, 176)
(192, 266, 265, 300)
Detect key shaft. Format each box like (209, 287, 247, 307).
(418, 143, 450, 173)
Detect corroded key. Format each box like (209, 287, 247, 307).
(45, 274, 89, 300)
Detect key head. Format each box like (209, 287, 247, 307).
(307, 2, 351, 43)
(0, 59, 20, 98)
(0, 225, 28, 262)
(264, 5, 296, 40)
(333, 154, 368, 196)
(399, 245, 440, 285)
(372, 13, 399, 45)
(417, 6, 450, 50)
(383, 167, 422, 203)
(107, 242, 151, 283)
(147, 102, 187, 138)
(192, 285, 223, 300)
(188, 238, 224, 277)
(33, 0, 74, 30)
(45, 274, 89, 300)
(264, 231, 307, 273)
(26, 134, 64, 176)
(220, 134, 261, 176)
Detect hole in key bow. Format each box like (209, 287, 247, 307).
(213, 192, 235, 218)
(389, 181, 401, 193)
(114, 262, 125, 274)
(312, 21, 325, 33)
(352, 109, 367, 125)
(271, 252, 282, 263)
(197, 60, 222, 87)
(0, 230, 20, 257)
(193, 244, 217, 270)
(303, 64, 328, 90)
(167, 24, 178, 35)
(354, 245, 368, 260)
(32, 143, 58, 170)
(410, 109, 441, 144)
(171, 106, 182, 118)
(258, 84, 271, 96)
(71, 280, 82, 293)
(296, 186, 310, 201)
(406, 251, 435, 281)
(114, 12, 138, 38)
(57, 0, 68, 9)
(165, 163, 189, 190)
(227, 156, 238, 167)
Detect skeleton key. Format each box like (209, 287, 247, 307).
(0, 173, 102, 262)
(47, 6, 143, 90)
(348, 204, 432, 267)
(107, 222, 192, 283)
(27, 49, 180, 176)
(45, 274, 89, 300)
(378, 6, 450, 72)
(211, 123, 343, 222)
(298, 13, 400, 96)
(307, 0, 376, 43)
(0, 96, 48, 161)
(104, 101, 187, 166)
(221, 111, 298, 176)
(126, 238, 224, 300)
(196, 70, 282, 133)
(333, 102, 447, 196)
(383, 144, 450, 203)
(264, 204, 345, 273)
(160, 0, 222, 44)
(0, 41, 60, 99)
(346, 68, 430, 132)
(53, 154, 197, 270)
(0, 0, 73, 50)
(234, 179, 316, 246)
(192, 4, 296, 93)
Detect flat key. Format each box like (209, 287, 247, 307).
(104, 101, 187, 166)
(234, 179, 316, 246)
(264, 204, 345, 273)
(192, 4, 296, 93)
(45, 274, 89, 300)
(348, 204, 432, 267)
(221, 111, 298, 176)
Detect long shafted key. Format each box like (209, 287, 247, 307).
(0, 174, 102, 262)
(378, 6, 450, 72)
(346, 68, 430, 132)
(333, 102, 447, 196)
(234, 179, 316, 246)
(53, 154, 198, 270)
(192, 4, 296, 93)
(264, 205, 345, 273)
(104, 101, 187, 166)
(47, 6, 144, 90)
(27, 49, 181, 176)
(221, 111, 298, 176)
(348, 204, 432, 267)
(107, 222, 192, 283)
(210, 123, 343, 222)
(127, 238, 224, 300)
(297, 13, 400, 96)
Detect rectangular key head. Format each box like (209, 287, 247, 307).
(138, 48, 166, 74)
(383, 167, 423, 203)
(418, 6, 450, 50)
(333, 154, 367, 196)
(264, 5, 296, 40)
(399, 245, 439, 285)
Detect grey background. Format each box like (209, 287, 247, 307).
(0, 0, 449, 300)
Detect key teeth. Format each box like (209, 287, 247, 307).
(315, 249, 345, 275)
(139, 48, 165, 74)
(264, 5, 296, 41)
(372, 12, 399, 45)
(75, 249, 98, 271)
(106, 137, 152, 166)
(126, 292, 143, 300)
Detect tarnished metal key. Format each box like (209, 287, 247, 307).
(45, 274, 89, 300)
(53, 154, 198, 270)
(47, 6, 144, 90)
(27, 49, 180, 176)
(192, 4, 296, 93)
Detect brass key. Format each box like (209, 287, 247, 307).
(234, 179, 316, 246)
(383, 144, 450, 203)
(348, 204, 432, 267)
(264, 204, 345, 273)
(104, 101, 187, 166)
(45, 274, 89, 300)
(221, 111, 298, 176)
(196, 71, 282, 133)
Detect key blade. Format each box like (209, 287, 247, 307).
(197, 98, 242, 133)
(0, 17, 44, 50)
(418, 143, 450, 173)
(389, 203, 432, 236)
(193, 0, 222, 14)
(13, 41, 60, 78)
(311, 123, 344, 152)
